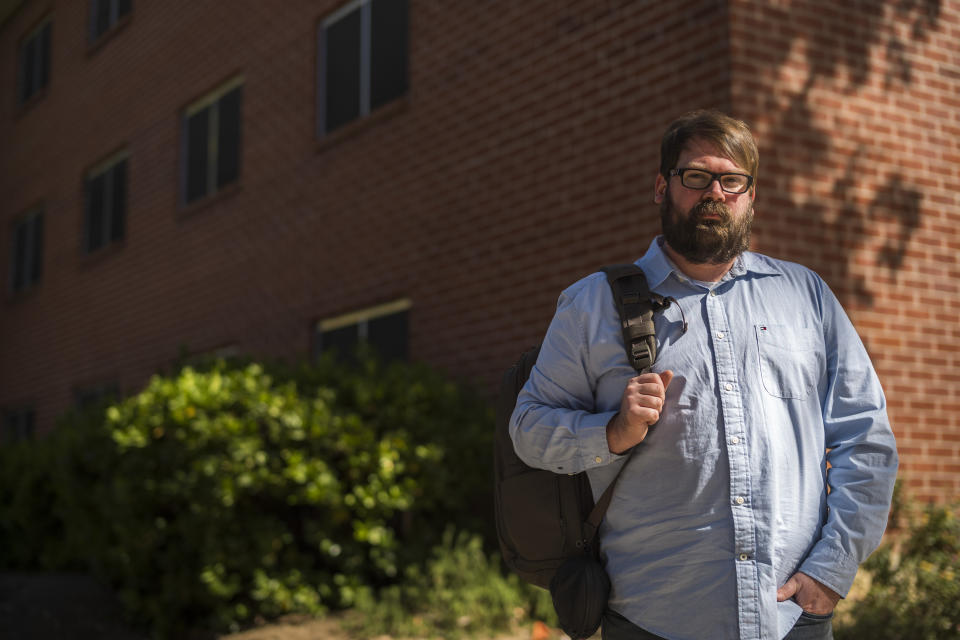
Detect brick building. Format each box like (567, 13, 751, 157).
(1, 0, 957, 502)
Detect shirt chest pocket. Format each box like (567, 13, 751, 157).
(755, 324, 822, 399)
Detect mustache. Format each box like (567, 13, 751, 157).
(690, 200, 732, 222)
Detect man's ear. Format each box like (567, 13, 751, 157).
(654, 174, 667, 203)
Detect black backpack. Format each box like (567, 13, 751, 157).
(493, 264, 672, 630)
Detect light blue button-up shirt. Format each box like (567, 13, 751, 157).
(510, 237, 897, 640)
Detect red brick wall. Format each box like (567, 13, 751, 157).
(1, 0, 733, 422)
(1, 1, 956, 501)
(729, 0, 960, 503)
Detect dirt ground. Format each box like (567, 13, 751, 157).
(223, 616, 536, 640)
(0, 573, 543, 640)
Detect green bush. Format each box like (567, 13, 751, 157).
(0, 354, 494, 638)
(349, 527, 556, 639)
(279, 352, 497, 550)
(836, 489, 960, 640)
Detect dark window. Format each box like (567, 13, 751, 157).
(89, 0, 132, 42)
(319, 0, 408, 135)
(367, 309, 408, 362)
(84, 156, 127, 253)
(185, 108, 210, 203)
(182, 82, 243, 205)
(9, 212, 43, 294)
(216, 87, 241, 187)
(17, 21, 51, 105)
(316, 301, 410, 362)
(324, 8, 362, 132)
(2, 408, 35, 443)
(369, 0, 408, 110)
(320, 324, 360, 359)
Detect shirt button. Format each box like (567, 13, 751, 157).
(710, 290, 717, 297)
(739, 553, 749, 561)
(724, 383, 733, 391)
(716, 331, 725, 339)
(595, 456, 602, 464)
(735, 496, 745, 505)
(730, 436, 740, 444)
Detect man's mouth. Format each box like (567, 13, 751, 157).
(695, 213, 725, 225)
(692, 202, 730, 224)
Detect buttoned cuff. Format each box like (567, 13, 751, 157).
(578, 410, 623, 469)
(798, 546, 860, 597)
(527, 411, 624, 475)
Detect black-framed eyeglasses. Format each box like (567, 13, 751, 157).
(670, 168, 754, 194)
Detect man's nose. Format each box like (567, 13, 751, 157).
(701, 178, 726, 200)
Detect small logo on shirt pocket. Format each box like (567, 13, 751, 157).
(755, 324, 822, 399)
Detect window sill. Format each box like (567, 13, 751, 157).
(315, 96, 409, 153)
(177, 181, 243, 220)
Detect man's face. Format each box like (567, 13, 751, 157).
(654, 138, 755, 265)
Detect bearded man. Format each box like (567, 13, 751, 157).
(509, 110, 897, 640)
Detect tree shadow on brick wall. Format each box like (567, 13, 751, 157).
(755, 0, 940, 310)
(830, 149, 924, 308)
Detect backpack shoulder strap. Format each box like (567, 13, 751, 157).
(601, 264, 667, 373)
(582, 264, 672, 544)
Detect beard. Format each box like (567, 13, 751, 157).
(660, 191, 753, 265)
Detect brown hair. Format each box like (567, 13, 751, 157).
(659, 110, 759, 184)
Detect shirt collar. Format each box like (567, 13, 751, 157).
(636, 236, 780, 289)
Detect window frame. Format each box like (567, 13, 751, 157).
(8, 209, 44, 295)
(314, 298, 411, 361)
(317, 0, 408, 137)
(17, 18, 52, 107)
(179, 76, 244, 207)
(83, 150, 129, 255)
